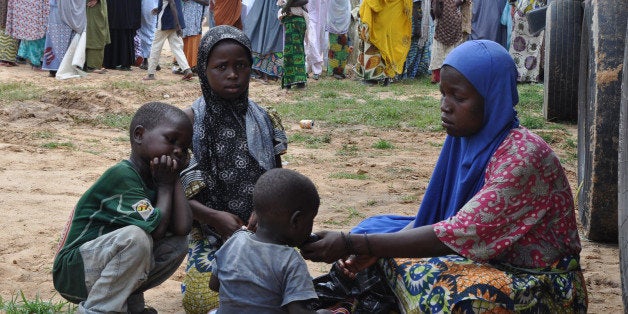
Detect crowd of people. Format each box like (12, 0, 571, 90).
(1, 0, 546, 85)
(34, 0, 586, 313)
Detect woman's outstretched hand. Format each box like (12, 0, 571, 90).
(300, 231, 349, 263)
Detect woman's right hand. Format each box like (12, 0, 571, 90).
(211, 211, 245, 239)
(300, 231, 349, 263)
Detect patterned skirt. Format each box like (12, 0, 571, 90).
(281, 15, 307, 88)
(0, 29, 19, 63)
(383, 255, 587, 313)
(42, 2, 74, 71)
(353, 20, 387, 82)
(253, 51, 284, 78)
(181, 224, 221, 314)
(509, 9, 544, 83)
(17, 38, 46, 67)
(325, 255, 588, 313)
(403, 36, 431, 79)
(183, 34, 201, 69)
(327, 33, 350, 77)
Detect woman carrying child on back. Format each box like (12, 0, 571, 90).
(179, 25, 288, 314)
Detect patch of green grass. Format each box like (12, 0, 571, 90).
(40, 142, 75, 149)
(346, 207, 366, 220)
(401, 194, 418, 204)
(273, 79, 441, 130)
(72, 113, 132, 129)
(372, 139, 394, 149)
(102, 80, 149, 95)
(100, 113, 133, 129)
(519, 115, 546, 129)
(321, 206, 366, 226)
(33, 131, 54, 139)
(0, 291, 76, 314)
(289, 133, 331, 148)
(329, 172, 368, 180)
(563, 137, 577, 149)
(336, 144, 359, 156)
(0, 82, 46, 103)
(535, 130, 562, 144)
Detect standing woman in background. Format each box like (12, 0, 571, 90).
(103, 0, 141, 70)
(84, 0, 109, 73)
(42, 0, 86, 77)
(304, 0, 328, 80)
(402, 0, 432, 79)
(178, 0, 209, 73)
(135, 0, 158, 70)
(5, 0, 49, 69)
(0, 0, 19, 66)
(353, 0, 413, 85)
(277, 0, 308, 89)
(508, 0, 546, 83)
(325, 0, 351, 79)
(213, 0, 242, 29)
(244, 0, 285, 82)
(428, 0, 470, 83)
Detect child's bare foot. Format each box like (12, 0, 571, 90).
(143, 74, 155, 80)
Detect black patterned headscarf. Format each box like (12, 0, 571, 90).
(197, 25, 253, 115)
(184, 25, 280, 222)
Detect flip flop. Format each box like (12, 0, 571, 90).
(181, 72, 194, 81)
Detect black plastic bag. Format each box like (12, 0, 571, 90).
(310, 263, 399, 313)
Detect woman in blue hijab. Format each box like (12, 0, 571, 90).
(301, 40, 587, 313)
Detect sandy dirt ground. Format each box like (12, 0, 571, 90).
(0, 53, 622, 313)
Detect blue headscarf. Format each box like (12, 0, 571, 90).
(352, 40, 519, 234)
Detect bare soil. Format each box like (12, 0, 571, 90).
(0, 54, 622, 312)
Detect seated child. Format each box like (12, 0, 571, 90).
(52, 102, 194, 313)
(209, 168, 331, 313)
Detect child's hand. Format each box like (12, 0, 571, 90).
(151, 8, 159, 15)
(87, 0, 98, 7)
(176, 28, 183, 37)
(150, 155, 179, 186)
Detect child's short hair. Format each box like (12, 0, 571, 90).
(129, 102, 189, 141)
(253, 168, 320, 217)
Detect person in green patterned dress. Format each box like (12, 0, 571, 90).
(277, 0, 307, 89)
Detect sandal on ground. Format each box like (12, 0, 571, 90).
(93, 68, 108, 74)
(143, 74, 156, 80)
(181, 69, 194, 81)
(0, 61, 17, 67)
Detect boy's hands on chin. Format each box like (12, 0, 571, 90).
(151, 155, 179, 186)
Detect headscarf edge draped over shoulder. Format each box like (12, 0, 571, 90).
(184, 26, 287, 198)
(352, 40, 519, 234)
